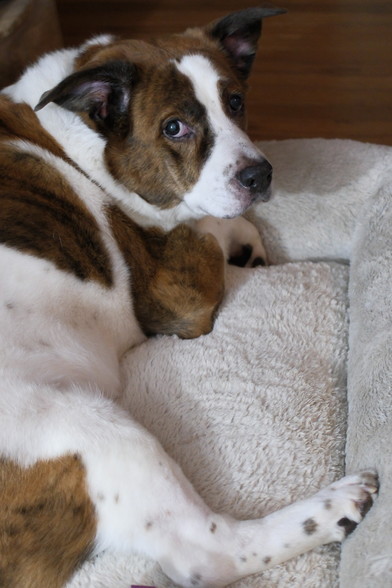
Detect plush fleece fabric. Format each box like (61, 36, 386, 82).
(67, 138, 392, 587)
(68, 262, 349, 588)
(339, 179, 392, 587)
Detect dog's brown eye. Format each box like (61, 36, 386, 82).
(163, 119, 193, 140)
(229, 93, 243, 113)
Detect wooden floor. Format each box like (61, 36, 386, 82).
(56, 0, 392, 146)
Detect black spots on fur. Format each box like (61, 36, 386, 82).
(145, 521, 153, 531)
(338, 517, 357, 536)
(324, 499, 332, 510)
(303, 517, 318, 535)
(190, 572, 202, 586)
(239, 555, 247, 563)
(263, 556, 272, 565)
(96, 493, 105, 502)
(210, 522, 217, 534)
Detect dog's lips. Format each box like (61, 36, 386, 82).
(224, 181, 273, 217)
(254, 185, 273, 204)
(193, 183, 273, 220)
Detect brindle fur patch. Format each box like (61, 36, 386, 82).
(0, 97, 112, 286)
(0, 96, 68, 159)
(74, 33, 248, 209)
(107, 204, 225, 338)
(104, 58, 214, 208)
(0, 454, 96, 588)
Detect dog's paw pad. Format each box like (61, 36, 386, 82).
(229, 245, 268, 268)
(251, 256, 266, 268)
(337, 516, 358, 536)
(229, 244, 253, 267)
(318, 470, 378, 542)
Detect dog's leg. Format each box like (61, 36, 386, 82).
(99, 469, 376, 588)
(196, 216, 267, 267)
(1, 382, 377, 588)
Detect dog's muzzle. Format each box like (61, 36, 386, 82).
(235, 159, 272, 202)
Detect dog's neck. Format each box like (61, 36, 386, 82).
(3, 44, 197, 231)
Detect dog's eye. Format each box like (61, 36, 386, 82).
(163, 119, 193, 140)
(229, 93, 244, 113)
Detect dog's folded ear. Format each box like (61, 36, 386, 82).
(35, 60, 136, 138)
(206, 5, 286, 79)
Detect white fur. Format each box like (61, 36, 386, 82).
(196, 215, 267, 264)
(4, 48, 269, 228)
(176, 55, 267, 218)
(0, 45, 378, 588)
(3, 42, 188, 230)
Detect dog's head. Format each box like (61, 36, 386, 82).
(35, 6, 286, 219)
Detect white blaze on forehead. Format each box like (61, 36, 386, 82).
(175, 54, 229, 133)
(175, 53, 257, 151)
(174, 54, 264, 218)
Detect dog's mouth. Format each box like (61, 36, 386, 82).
(220, 188, 272, 219)
(182, 154, 273, 220)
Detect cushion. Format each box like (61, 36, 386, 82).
(68, 261, 349, 588)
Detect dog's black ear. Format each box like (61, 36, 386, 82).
(35, 61, 136, 138)
(206, 5, 286, 79)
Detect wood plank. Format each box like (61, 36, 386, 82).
(56, 0, 392, 145)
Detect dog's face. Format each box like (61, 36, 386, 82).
(36, 7, 285, 219)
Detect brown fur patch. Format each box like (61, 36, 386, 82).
(0, 97, 113, 285)
(0, 454, 96, 588)
(0, 96, 67, 159)
(104, 56, 214, 209)
(73, 34, 247, 210)
(107, 204, 225, 338)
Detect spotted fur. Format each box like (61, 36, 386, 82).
(0, 7, 378, 588)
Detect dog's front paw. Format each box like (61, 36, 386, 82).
(315, 470, 378, 542)
(196, 216, 267, 267)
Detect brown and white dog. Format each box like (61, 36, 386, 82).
(0, 6, 377, 588)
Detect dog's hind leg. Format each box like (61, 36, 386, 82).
(85, 421, 377, 588)
(140, 470, 377, 587)
(0, 381, 378, 588)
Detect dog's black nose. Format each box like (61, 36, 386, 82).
(236, 160, 272, 197)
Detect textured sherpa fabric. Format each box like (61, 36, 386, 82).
(250, 138, 392, 264)
(68, 262, 349, 588)
(66, 138, 392, 588)
(339, 178, 392, 587)
(250, 139, 392, 587)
